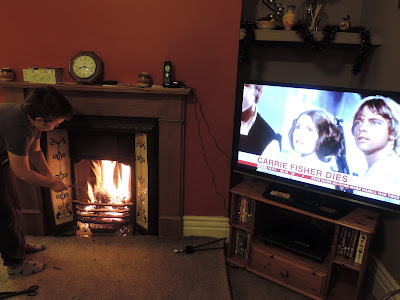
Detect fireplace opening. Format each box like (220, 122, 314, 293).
(49, 115, 159, 236)
(73, 159, 134, 237)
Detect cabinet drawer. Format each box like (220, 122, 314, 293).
(251, 246, 326, 296)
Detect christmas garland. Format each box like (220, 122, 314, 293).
(239, 20, 372, 76)
(238, 19, 256, 64)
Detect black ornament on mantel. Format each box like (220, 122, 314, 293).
(238, 19, 372, 76)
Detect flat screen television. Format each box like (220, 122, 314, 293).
(232, 80, 400, 218)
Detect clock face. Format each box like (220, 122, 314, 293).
(72, 55, 97, 79)
(69, 51, 103, 84)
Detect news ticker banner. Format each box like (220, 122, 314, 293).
(238, 152, 400, 205)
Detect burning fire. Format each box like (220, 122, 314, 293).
(87, 160, 131, 205)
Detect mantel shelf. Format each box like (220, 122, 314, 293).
(0, 81, 192, 96)
(239, 29, 382, 46)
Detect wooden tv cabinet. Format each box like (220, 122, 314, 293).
(227, 179, 379, 300)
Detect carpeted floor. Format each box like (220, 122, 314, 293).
(0, 235, 231, 300)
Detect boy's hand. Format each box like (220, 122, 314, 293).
(50, 180, 68, 192)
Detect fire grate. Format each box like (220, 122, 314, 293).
(74, 202, 133, 224)
(73, 201, 134, 236)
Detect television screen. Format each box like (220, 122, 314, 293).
(233, 81, 400, 214)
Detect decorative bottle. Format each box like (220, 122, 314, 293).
(283, 5, 296, 30)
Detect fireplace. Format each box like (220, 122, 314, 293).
(65, 115, 159, 236)
(0, 82, 190, 236)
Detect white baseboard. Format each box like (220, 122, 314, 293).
(183, 216, 230, 239)
(368, 255, 400, 300)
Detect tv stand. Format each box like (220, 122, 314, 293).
(227, 179, 379, 300)
(263, 183, 353, 220)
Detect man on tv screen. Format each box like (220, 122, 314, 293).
(352, 96, 400, 190)
(239, 84, 281, 156)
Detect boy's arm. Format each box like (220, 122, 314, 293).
(28, 139, 53, 178)
(7, 148, 67, 192)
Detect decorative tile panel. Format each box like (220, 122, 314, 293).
(46, 130, 70, 168)
(46, 129, 73, 225)
(135, 133, 148, 230)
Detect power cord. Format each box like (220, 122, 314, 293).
(173, 237, 227, 254)
(378, 289, 400, 300)
(192, 89, 232, 212)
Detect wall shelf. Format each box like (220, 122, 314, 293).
(239, 29, 382, 46)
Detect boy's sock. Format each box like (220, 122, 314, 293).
(25, 244, 46, 253)
(7, 260, 47, 275)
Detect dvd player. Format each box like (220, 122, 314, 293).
(261, 219, 332, 262)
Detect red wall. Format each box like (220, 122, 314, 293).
(0, 0, 242, 217)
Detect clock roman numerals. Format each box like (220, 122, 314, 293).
(72, 55, 97, 78)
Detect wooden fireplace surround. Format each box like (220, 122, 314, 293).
(0, 82, 191, 236)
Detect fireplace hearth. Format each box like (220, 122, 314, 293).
(0, 82, 190, 236)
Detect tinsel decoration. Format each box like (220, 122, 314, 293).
(292, 22, 340, 51)
(347, 26, 372, 76)
(239, 20, 372, 76)
(293, 21, 372, 76)
(238, 19, 256, 64)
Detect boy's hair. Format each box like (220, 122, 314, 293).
(288, 110, 344, 162)
(22, 86, 74, 123)
(352, 96, 400, 154)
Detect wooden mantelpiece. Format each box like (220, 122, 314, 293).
(0, 82, 191, 236)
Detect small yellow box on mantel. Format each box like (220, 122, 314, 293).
(23, 68, 62, 84)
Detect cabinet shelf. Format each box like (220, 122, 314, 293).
(230, 180, 379, 234)
(239, 29, 382, 46)
(327, 267, 358, 300)
(231, 220, 253, 233)
(333, 255, 362, 272)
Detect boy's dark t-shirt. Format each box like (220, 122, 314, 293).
(0, 103, 41, 156)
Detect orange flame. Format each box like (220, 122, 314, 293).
(87, 160, 131, 204)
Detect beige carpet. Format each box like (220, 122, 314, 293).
(0, 235, 231, 300)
